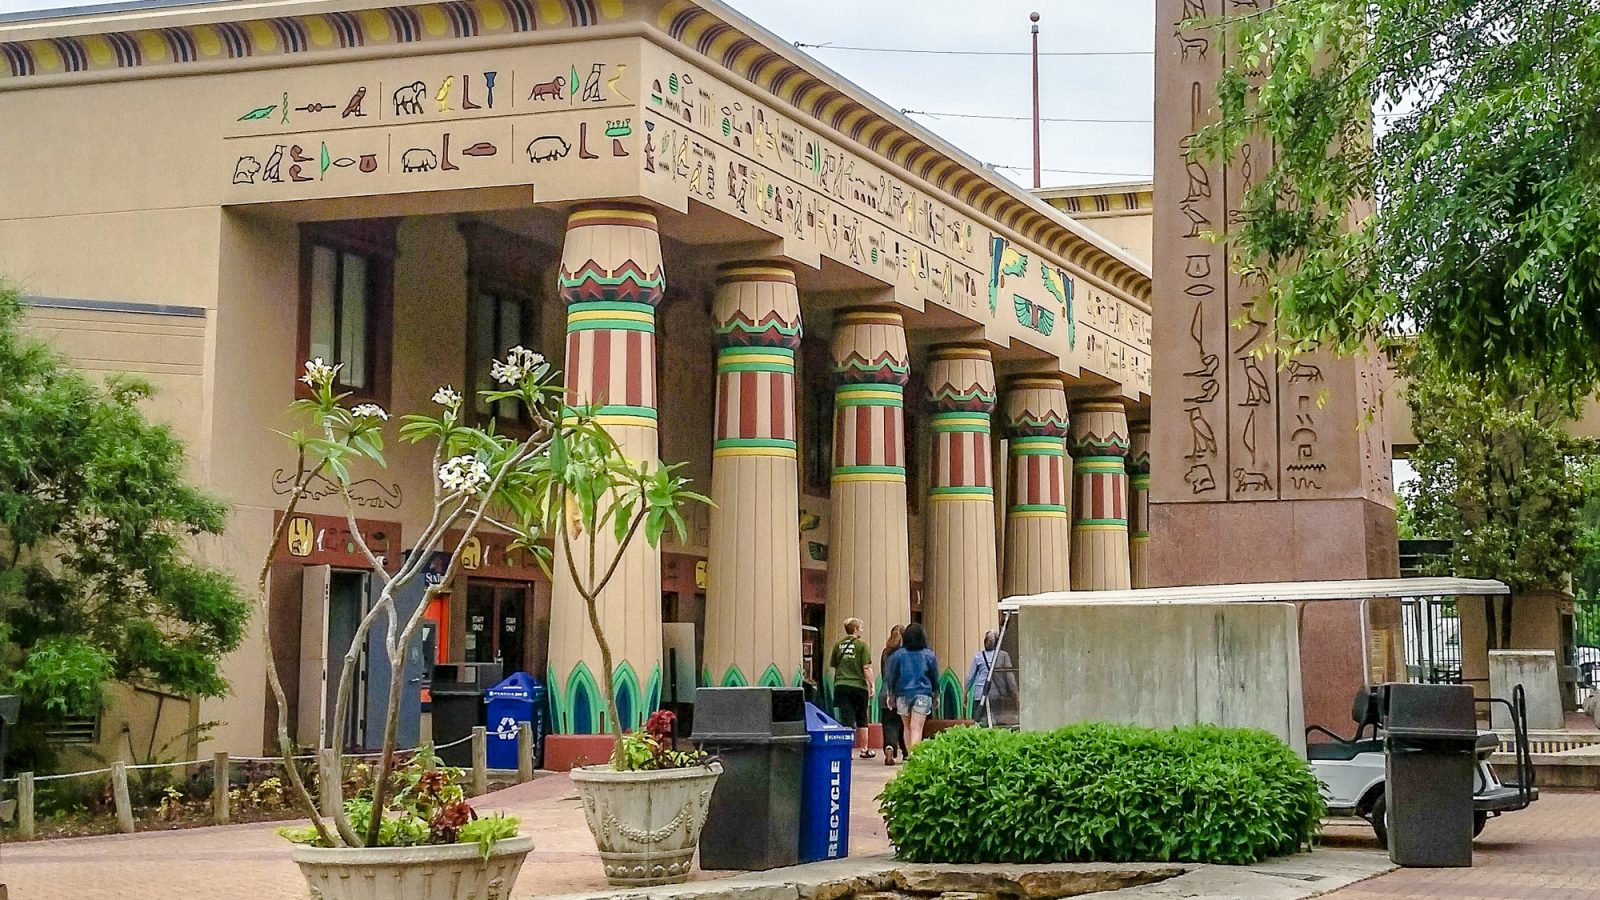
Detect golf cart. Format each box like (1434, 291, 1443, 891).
(1308, 684, 1538, 845)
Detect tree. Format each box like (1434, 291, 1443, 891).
(1401, 338, 1600, 647)
(0, 283, 248, 770)
(1199, 1, 1600, 390)
(268, 351, 706, 847)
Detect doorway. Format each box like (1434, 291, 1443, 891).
(465, 580, 532, 674)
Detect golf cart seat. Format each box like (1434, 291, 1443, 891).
(1306, 738, 1384, 761)
(1305, 685, 1385, 758)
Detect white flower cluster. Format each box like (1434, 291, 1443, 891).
(438, 455, 490, 494)
(350, 403, 389, 421)
(432, 386, 462, 409)
(300, 358, 340, 389)
(490, 346, 546, 386)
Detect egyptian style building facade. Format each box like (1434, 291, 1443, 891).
(0, 0, 1154, 761)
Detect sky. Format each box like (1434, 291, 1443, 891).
(0, 0, 1156, 188)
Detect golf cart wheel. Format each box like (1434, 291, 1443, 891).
(1474, 811, 1488, 837)
(1369, 794, 1389, 848)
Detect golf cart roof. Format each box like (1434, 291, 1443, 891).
(999, 577, 1509, 612)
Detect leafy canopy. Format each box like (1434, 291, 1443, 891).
(1401, 338, 1600, 595)
(0, 282, 247, 765)
(1199, 0, 1600, 389)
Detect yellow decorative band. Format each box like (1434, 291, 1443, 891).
(568, 207, 658, 228)
(928, 494, 993, 503)
(1075, 401, 1127, 413)
(713, 446, 799, 459)
(717, 264, 796, 284)
(930, 346, 992, 362)
(835, 388, 903, 402)
(568, 308, 654, 325)
(831, 472, 907, 484)
(592, 415, 659, 428)
(718, 351, 795, 366)
(1073, 523, 1128, 532)
(1010, 509, 1070, 519)
(837, 309, 904, 327)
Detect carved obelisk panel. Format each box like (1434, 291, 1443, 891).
(550, 203, 665, 735)
(1069, 399, 1132, 591)
(1150, 0, 1229, 504)
(825, 309, 912, 693)
(924, 345, 999, 717)
(704, 262, 803, 689)
(1001, 376, 1072, 597)
(1152, 0, 1399, 732)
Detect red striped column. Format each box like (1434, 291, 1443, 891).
(924, 345, 998, 717)
(549, 203, 665, 737)
(1129, 421, 1152, 589)
(1001, 376, 1072, 597)
(1069, 399, 1132, 591)
(826, 308, 911, 690)
(704, 262, 804, 689)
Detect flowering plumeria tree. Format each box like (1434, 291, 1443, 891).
(258, 348, 706, 848)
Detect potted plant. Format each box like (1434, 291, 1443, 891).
(256, 348, 709, 897)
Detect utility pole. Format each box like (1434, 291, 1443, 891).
(1031, 11, 1042, 189)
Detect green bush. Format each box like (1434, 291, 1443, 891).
(879, 723, 1324, 865)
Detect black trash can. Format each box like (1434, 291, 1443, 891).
(1383, 682, 1479, 867)
(430, 663, 500, 767)
(693, 686, 808, 871)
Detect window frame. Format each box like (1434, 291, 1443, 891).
(461, 222, 546, 430)
(296, 220, 397, 405)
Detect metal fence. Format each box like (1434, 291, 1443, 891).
(1577, 598, 1598, 707)
(1402, 595, 1463, 685)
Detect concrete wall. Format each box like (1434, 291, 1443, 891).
(1018, 601, 1306, 754)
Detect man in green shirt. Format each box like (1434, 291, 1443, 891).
(829, 616, 876, 759)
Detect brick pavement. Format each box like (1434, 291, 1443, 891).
(0, 761, 895, 900)
(1324, 790, 1600, 899)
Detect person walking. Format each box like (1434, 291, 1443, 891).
(885, 622, 938, 751)
(829, 616, 875, 759)
(879, 624, 908, 765)
(965, 630, 1016, 726)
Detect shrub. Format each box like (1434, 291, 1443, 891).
(879, 723, 1324, 865)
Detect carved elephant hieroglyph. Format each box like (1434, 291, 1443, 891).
(401, 148, 438, 172)
(392, 80, 427, 115)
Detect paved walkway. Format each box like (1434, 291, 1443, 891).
(0, 763, 895, 900)
(1323, 790, 1600, 899)
(2, 762, 1596, 900)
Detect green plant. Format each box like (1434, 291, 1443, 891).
(615, 711, 711, 772)
(278, 747, 519, 853)
(879, 724, 1324, 865)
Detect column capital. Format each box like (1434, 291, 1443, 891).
(926, 344, 997, 415)
(559, 203, 666, 308)
(831, 306, 909, 386)
(1068, 399, 1132, 459)
(713, 260, 802, 350)
(1003, 374, 1070, 439)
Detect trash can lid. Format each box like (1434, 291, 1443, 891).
(804, 703, 856, 745)
(485, 671, 541, 700)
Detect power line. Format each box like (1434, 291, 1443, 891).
(990, 163, 1153, 179)
(794, 41, 1151, 58)
(904, 109, 1151, 125)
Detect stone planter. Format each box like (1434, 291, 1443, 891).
(291, 835, 534, 900)
(570, 762, 722, 887)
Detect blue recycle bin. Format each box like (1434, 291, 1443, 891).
(799, 703, 854, 862)
(484, 672, 544, 770)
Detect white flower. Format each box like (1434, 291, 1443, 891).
(490, 346, 547, 385)
(300, 358, 340, 389)
(432, 386, 462, 409)
(350, 403, 389, 421)
(438, 455, 490, 494)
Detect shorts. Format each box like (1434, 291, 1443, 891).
(895, 694, 933, 717)
(833, 685, 869, 729)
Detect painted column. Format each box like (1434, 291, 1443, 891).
(1001, 376, 1072, 597)
(1129, 421, 1152, 589)
(704, 262, 804, 688)
(923, 345, 999, 718)
(549, 203, 665, 735)
(1069, 399, 1133, 591)
(825, 308, 911, 694)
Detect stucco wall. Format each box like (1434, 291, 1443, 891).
(1018, 602, 1307, 754)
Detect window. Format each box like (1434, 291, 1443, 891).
(298, 220, 395, 402)
(470, 289, 530, 420)
(462, 223, 545, 426)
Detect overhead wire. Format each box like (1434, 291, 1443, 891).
(902, 109, 1151, 125)
(794, 42, 1150, 57)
